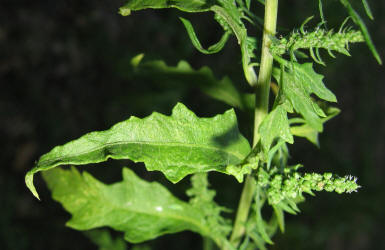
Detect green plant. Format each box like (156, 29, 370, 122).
(25, 0, 380, 249)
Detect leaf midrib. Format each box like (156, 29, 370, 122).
(38, 140, 247, 167)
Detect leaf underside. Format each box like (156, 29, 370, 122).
(26, 103, 250, 199)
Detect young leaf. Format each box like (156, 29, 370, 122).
(274, 58, 336, 103)
(272, 60, 336, 131)
(259, 105, 294, 154)
(43, 167, 224, 245)
(361, 0, 374, 20)
(290, 107, 340, 146)
(340, 0, 382, 64)
(179, 17, 231, 54)
(25, 103, 251, 199)
(272, 205, 285, 232)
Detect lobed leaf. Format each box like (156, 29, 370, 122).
(25, 103, 251, 199)
(272, 59, 336, 131)
(275, 58, 336, 103)
(43, 167, 224, 245)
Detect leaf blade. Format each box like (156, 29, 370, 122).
(43, 167, 221, 244)
(26, 103, 251, 199)
(259, 105, 294, 154)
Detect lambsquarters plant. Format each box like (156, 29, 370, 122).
(25, 0, 381, 249)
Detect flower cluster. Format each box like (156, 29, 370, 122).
(257, 166, 361, 205)
(270, 28, 364, 58)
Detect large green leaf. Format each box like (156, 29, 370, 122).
(43, 167, 226, 246)
(119, 0, 215, 16)
(26, 103, 250, 199)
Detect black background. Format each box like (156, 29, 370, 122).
(1, 0, 384, 249)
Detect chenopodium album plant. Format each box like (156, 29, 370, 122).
(25, 0, 381, 249)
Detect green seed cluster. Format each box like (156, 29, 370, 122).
(257, 167, 361, 205)
(270, 29, 364, 56)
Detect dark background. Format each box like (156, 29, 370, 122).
(1, 0, 384, 249)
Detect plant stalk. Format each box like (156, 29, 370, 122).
(227, 0, 279, 248)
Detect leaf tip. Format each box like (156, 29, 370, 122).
(25, 171, 41, 200)
(131, 53, 144, 67)
(119, 7, 131, 16)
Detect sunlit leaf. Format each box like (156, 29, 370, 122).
(43, 167, 225, 245)
(26, 103, 251, 199)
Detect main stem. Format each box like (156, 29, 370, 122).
(228, 0, 278, 248)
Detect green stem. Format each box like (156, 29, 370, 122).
(203, 237, 214, 250)
(227, 0, 278, 248)
(254, 0, 278, 144)
(229, 175, 255, 247)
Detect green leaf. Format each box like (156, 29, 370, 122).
(259, 105, 294, 154)
(361, 0, 374, 20)
(340, 0, 382, 64)
(25, 103, 251, 199)
(290, 107, 340, 146)
(119, 0, 214, 16)
(290, 124, 319, 146)
(179, 17, 230, 54)
(272, 205, 285, 233)
(272, 60, 336, 131)
(131, 57, 254, 111)
(276, 59, 337, 103)
(43, 167, 224, 245)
